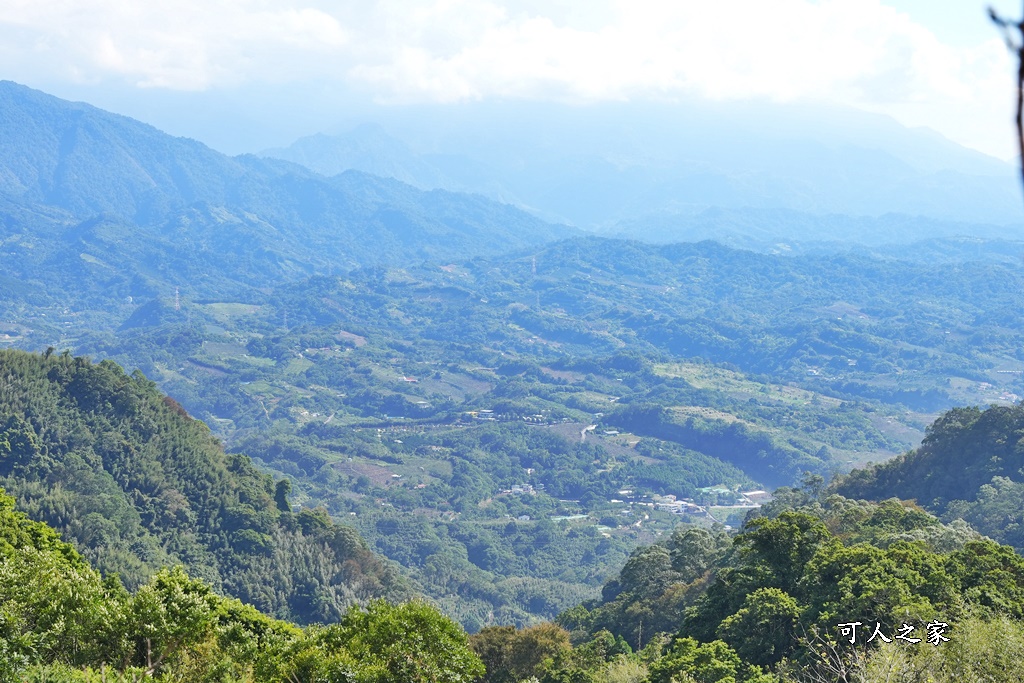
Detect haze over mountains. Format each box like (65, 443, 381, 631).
(5, 76, 1021, 285)
(0, 80, 573, 281)
(260, 100, 1024, 238)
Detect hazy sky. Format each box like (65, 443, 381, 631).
(2, 1, 1020, 158)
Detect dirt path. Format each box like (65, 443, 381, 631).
(580, 424, 596, 443)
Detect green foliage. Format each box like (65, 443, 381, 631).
(126, 566, 221, 675)
(647, 637, 775, 683)
(470, 622, 572, 682)
(836, 403, 1024, 557)
(608, 406, 820, 488)
(560, 491, 1024, 681)
(0, 481, 484, 681)
(733, 513, 835, 597)
(0, 522, 123, 673)
(716, 588, 799, 667)
(288, 600, 484, 683)
(0, 350, 407, 626)
(788, 614, 1024, 683)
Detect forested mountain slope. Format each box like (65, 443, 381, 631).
(836, 403, 1024, 552)
(520, 493, 1024, 683)
(0, 349, 408, 625)
(0, 80, 571, 290)
(0, 483, 482, 681)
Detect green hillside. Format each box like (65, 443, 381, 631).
(0, 349, 408, 625)
(496, 492, 1024, 683)
(12, 399, 1024, 681)
(0, 483, 481, 681)
(836, 403, 1024, 552)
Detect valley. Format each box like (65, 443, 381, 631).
(10, 232, 1024, 626)
(3, 78, 1024, 681)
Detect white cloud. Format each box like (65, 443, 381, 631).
(0, 0, 1015, 156)
(0, 0, 351, 89)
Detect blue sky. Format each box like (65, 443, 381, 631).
(1, 1, 1019, 158)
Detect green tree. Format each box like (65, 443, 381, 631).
(669, 527, 727, 582)
(125, 566, 220, 676)
(650, 638, 737, 683)
(716, 588, 799, 666)
(293, 600, 484, 683)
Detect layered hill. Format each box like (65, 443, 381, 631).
(540, 493, 1024, 682)
(0, 481, 484, 681)
(262, 100, 1023, 228)
(7, 80, 1024, 633)
(60, 235, 1024, 627)
(217, 237, 1024, 412)
(0, 349, 408, 624)
(0, 80, 572, 296)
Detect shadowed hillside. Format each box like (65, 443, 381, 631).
(0, 349, 409, 624)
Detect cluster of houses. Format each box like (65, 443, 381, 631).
(630, 488, 771, 520)
(464, 409, 571, 424)
(502, 483, 539, 495)
(651, 494, 708, 516)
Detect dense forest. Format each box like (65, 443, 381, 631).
(9, 448, 1024, 681)
(0, 483, 483, 681)
(514, 491, 1024, 683)
(3, 347, 1024, 683)
(0, 349, 407, 625)
(836, 402, 1024, 553)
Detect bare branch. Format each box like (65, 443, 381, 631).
(990, 4, 1024, 201)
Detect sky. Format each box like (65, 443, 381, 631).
(1, 0, 1021, 159)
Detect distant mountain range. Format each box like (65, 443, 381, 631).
(0, 80, 573, 290)
(605, 206, 1024, 255)
(5, 79, 1024, 355)
(260, 100, 1024, 230)
(3, 78, 1019, 299)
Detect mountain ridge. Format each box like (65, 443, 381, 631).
(0, 80, 574, 277)
(260, 100, 1023, 229)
